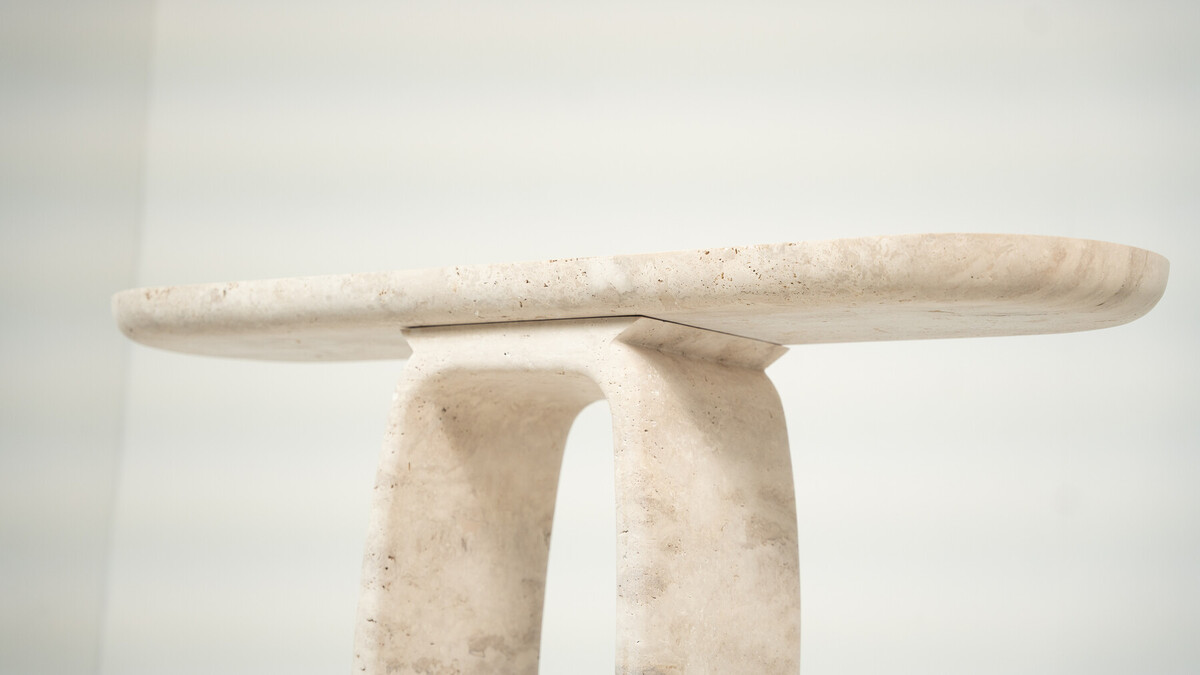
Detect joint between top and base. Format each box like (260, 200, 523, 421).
(402, 315, 788, 371)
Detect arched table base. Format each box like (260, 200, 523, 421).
(353, 317, 801, 674)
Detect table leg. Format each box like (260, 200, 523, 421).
(353, 318, 799, 674)
(601, 320, 800, 673)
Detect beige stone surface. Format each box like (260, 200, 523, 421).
(110, 233, 1170, 673)
(355, 318, 798, 674)
(112, 233, 1168, 361)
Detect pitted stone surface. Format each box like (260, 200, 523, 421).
(111, 235, 1170, 674)
(112, 234, 1168, 361)
(354, 318, 800, 674)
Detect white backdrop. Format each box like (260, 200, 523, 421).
(94, 1, 1200, 674)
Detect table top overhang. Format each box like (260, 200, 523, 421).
(112, 233, 1168, 361)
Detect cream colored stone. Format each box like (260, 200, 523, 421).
(112, 234, 1168, 361)
(355, 318, 797, 674)
(110, 234, 1170, 674)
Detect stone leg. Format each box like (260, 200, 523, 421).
(353, 318, 799, 674)
(600, 320, 800, 673)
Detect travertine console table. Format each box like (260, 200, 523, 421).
(113, 234, 1167, 674)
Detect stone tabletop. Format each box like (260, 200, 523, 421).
(112, 233, 1168, 361)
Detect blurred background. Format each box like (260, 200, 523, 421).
(2, 0, 1197, 673)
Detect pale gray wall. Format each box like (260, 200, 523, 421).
(0, 1, 153, 673)
(6, 1, 1199, 674)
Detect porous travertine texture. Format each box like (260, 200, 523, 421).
(354, 317, 799, 674)
(112, 234, 1169, 361)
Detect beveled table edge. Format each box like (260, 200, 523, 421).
(112, 233, 1169, 361)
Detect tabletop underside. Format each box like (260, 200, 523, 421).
(112, 233, 1168, 361)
